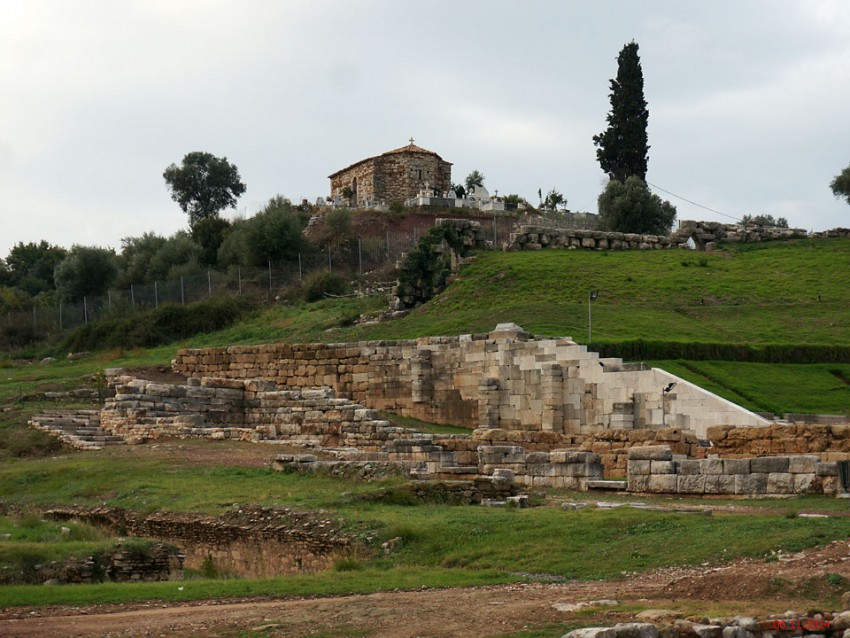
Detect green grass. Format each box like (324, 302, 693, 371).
(652, 360, 850, 415)
(299, 238, 850, 346)
(378, 412, 474, 435)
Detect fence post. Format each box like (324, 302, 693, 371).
(33, 306, 36, 337)
(298, 254, 302, 281)
(155, 281, 159, 309)
(181, 277, 185, 305)
(108, 290, 112, 311)
(328, 249, 332, 272)
(358, 239, 362, 275)
(268, 260, 272, 293)
(207, 271, 212, 298)
(493, 217, 497, 246)
(59, 302, 63, 331)
(386, 231, 390, 259)
(131, 284, 135, 308)
(238, 267, 242, 295)
(84, 297, 88, 324)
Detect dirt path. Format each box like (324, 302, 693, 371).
(4, 539, 850, 638)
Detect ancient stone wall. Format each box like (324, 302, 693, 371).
(507, 221, 849, 252)
(172, 324, 768, 438)
(707, 423, 850, 459)
(47, 506, 355, 577)
(477, 447, 604, 489)
(102, 375, 416, 448)
(626, 446, 843, 496)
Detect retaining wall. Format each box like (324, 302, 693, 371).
(626, 446, 844, 496)
(172, 324, 768, 437)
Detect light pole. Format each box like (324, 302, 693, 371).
(661, 382, 677, 427)
(588, 290, 598, 344)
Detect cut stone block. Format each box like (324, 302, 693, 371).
(766, 472, 794, 494)
(677, 474, 706, 494)
(734, 473, 767, 495)
(788, 455, 819, 474)
(628, 460, 651, 475)
(647, 474, 677, 493)
(723, 459, 751, 475)
(816, 461, 839, 476)
(703, 475, 736, 494)
(678, 459, 702, 475)
(700, 458, 723, 475)
(650, 460, 676, 474)
(628, 446, 672, 461)
(750, 456, 789, 473)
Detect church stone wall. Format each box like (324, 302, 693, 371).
(329, 144, 451, 205)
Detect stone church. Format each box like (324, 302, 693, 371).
(328, 141, 452, 206)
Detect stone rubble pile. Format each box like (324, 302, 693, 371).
(561, 609, 848, 638)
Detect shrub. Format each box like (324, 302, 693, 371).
(62, 296, 245, 351)
(301, 271, 350, 302)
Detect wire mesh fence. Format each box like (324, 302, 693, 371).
(1, 217, 522, 348)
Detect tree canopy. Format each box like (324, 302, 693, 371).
(54, 245, 117, 302)
(465, 170, 485, 193)
(830, 163, 850, 205)
(593, 41, 649, 183)
(163, 152, 246, 228)
(4, 240, 67, 296)
(741, 214, 788, 228)
(597, 176, 676, 235)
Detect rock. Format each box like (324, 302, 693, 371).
(636, 610, 681, 624)
(562, 629, 616, 638)
(612, 623, 660, 638)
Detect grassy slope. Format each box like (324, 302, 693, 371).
(335, 238, 850, 344)
(3, 240, 849, 415)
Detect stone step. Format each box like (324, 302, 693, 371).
(586, 479, 627, 491)
(29, 411, 125, 451)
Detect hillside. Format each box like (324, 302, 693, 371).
(339, 237, 850, 345)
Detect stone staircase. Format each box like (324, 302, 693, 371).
(29, 410, 125, 450)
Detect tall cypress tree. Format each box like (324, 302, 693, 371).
(593, 41, 649, 183)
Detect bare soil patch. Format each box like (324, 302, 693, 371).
(3, 539, 849, 637)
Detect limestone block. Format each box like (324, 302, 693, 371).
(734, 473, 767, 495)
(703, 474, 736, 495)
(816, 461, 839, 476)
(628, 475, 650, 492)
(647, 474, 677, 493)
(788, 455, 819, 474)
(750, 456, 789, 473)
(677, 474, 706, 494)
(628, 460, 651, 475)
(822, 475, 841, 495)
(699, 458, 723, 475)
(766, 472, 794, 494)
(678, 459, 702, 475)
(628, 446, 672, 461)
(723, 459, 750, 474)
(793, 473, 822, 494)
(562, 628, 615, 638)
(611, 622, 659, 638)
(650, 460, 676, 474)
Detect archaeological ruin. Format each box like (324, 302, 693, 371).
(30, 322, 850, 499)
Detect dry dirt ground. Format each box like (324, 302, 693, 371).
(3, 538, 850, 638)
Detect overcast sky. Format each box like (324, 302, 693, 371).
(1, 0, 849, 258)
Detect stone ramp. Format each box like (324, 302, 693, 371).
(29, 409, 126, 450)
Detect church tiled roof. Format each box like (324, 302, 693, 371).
(328, 142, 450, 178)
